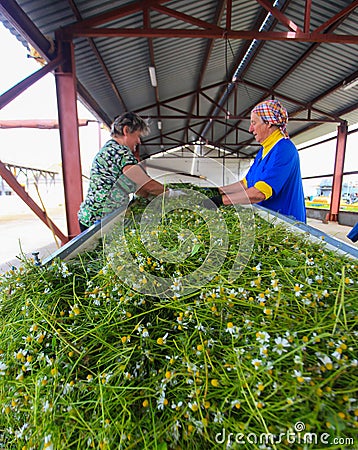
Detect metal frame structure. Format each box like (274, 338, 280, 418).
(0, 0, 357, 240)
(0, 160, 68, 244)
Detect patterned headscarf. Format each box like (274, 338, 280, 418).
(252, 99, 289, 137)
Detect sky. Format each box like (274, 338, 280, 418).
(0, 21, 357, 196)
(0, 23, 107, 175)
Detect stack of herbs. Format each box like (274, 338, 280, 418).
(0, 197, 357, 450)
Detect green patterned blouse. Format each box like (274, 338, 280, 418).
(78, 139, 138, 227)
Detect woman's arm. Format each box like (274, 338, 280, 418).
(218, 180, 246, 195)
(222, 186, 265, 205)
(123, 164, 166, 196)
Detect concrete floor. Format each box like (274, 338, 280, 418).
(0, 210, 356, 274)
(0, 202, 66, 273)
(306, 217, 355, 245)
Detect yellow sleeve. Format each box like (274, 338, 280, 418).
(241, 178, 248, 188)
(254, 181, 272, 200)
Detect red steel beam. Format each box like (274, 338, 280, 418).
(327, 122, 348, 222)
(183, 0, 227, 142)
(197, 3, 271, 142)
(0, 119, 91, 129)
(304, 0, 312, 33)
(236, 79, 342, 121)
(62, 1, 128, 111)
(144, 6, 162, 149)
(150, 4, 220, 31)
(66, 27, 358, 44)
(0, 55, 63, 110)
(215, 6, 352, 148)
(55, 38, 83, 239)
(255, 0, 302, 32)
(133, 114, 340, 122)
(0, 160, 68, 244)
(226, 0, 232, 31)
(314, 0, 358, 33)
(66, 0, 169, 31)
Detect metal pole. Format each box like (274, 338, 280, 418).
(327, 121, 348, 222)
(55, 36, 83, 239)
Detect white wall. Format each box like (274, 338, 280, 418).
(145, 148, 252, 187)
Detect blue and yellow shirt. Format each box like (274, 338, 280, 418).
(242, 129, 306, 222)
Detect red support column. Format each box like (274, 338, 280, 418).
(55, 37, 83, 239)
(327, 121, 348, 222)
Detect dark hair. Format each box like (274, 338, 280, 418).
(110, 112, 150, 137)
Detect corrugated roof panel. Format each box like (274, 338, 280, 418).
(203, 0, 261, 87)
(220, 0, 260, 29)
(276, 42, 358, 103)
(243, 39, 309, 89)
(282, 0, 353, 30)
(20, 0, 75, 35)
(154, 38, 208, 98)
(239, 0, 357, 137)
(1, 0, 357, 157)
(0, 16, 29, 49)
(203, 39, 242, 86)
(148, 0, 220, 112)
(72, 38, 125, 118)
(316, 90, 358, 123)
(151, 0, 218, 29)
(336, 8, 358, 35)
(74, 0, 132, 21)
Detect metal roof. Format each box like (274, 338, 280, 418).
(1, 0, 358, 159)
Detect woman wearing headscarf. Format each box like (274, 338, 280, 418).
(207, 99, 306, 222)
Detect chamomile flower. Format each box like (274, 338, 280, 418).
(171, 277, 183, 293)
(213, 411, 224, 423)
(157, 333, 169, 345)
(292, 370, 311, 383)
(259, 345, 269, 358)
(293, 284, 303, 297)
(0, 362, 7, 375)
(70, 304, 80, 316)
(15, 422, 29, 439)
(332, 349, 342, 360)
(231, 399, 241, 409)
(142, 328, 149, 338)
(315, 274, 323, 283)
(225, 322, 240, 337)
(253, 262, 262, 271)
(44, 434, 53, 450)
(227, 288, 238, 299)
(195, 323, 206, 332)
(271, 279, 280, 291)
(256, 331, 270, 344)
(292, 370, 304, 383)
(43, 400, 53, 413)
(171, 401, 183, 410)
(252, 358, 262, 370)
(177, 233, 186, 242)
(316, 352, 333, 370)
(273, 337, 291, 355)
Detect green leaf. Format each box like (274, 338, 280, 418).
(191, 243, 201, 256)
(286, 259, 299, 266)
(157, 443, 168, 450)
